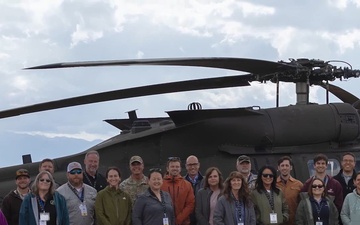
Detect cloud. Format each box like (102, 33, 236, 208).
(71, 23, 104, 47)
(13, 130, 110, 142)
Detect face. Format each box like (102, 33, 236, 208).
(149, 172, 163, 190)
(342, 155, 355, 173)
(261, 168, 274, 186)
(311, 180, 324, 196)
(314, 159, 327, 174)
(278, 159, 292, 177)
(107, 169, 121, 187)
(167, 161, 181, 176)
(84, 153, 99, 174)
(230, 178, 242, 191)
(186, 157, 200, 177)
(39, 161, 54, 174)
(67, 169, 83, 187)
(16, 176, 30, 189)
(38, 174, 52, 191)
(130, 161, 144, 175)
(355, 174, 360, 189)
(236, 161, 251, 175)
(208, 170, 220, 187)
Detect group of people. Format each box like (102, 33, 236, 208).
(0, 151, 359, 225)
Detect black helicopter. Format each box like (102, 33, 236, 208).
(0, 57, 359, 202)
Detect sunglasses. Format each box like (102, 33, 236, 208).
(311, 184, 324, 189)
(168, 157, 181, 161)
(39, 178, 51, 183)
(262, 174, 274, 178)
(149, 168, 162, 173)
(69, 169, 82, 175)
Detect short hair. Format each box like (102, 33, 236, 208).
(166, 157, 181, 167)
(203, 167, 224, 190)
(342, 152, 356, 161)
(148, 168, 163, 179)
(39, 158, 54, 168)
(354, 171, 360, 180)
(308, 177, 327, 198)
(105, 166, 121, 178)
(277, 156, 293, 166)
(223, 171, 250, 205)
(31, 171, 56, 197)
(313, 154, 328, 164)
(85, 150, 100, 159)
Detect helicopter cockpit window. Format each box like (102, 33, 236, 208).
(307, 159, 340, 177)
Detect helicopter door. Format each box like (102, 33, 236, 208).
(307, 159, 341, 177)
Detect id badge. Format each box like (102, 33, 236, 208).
(40, 212, 50, 221)
(163, 217, 169, 225)
(238, 223, 244, 225)
(316, 222, 323, 225)
(79, 203, 88, 216)
(39, 221, 47, 225)
(270, 213, 278, 224)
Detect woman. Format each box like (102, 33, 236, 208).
(213, 171, 256, 225)
(251, 165, 288, 225)
(196, 167, 224, 225)
(296, 178, 338, 225)
(95, 167, 132, 225)
(341, 172, 360, 225)
(132, 168, 175, 225)
(19, 171, 69, 225)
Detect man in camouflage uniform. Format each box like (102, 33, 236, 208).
(236, 155, 257, 190)
(120, 155, 149, 202)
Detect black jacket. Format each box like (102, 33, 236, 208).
(333, 169, 356, 200)
(1, 190, 24, 225)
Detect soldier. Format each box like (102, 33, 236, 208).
(120, 155, 149, 203)
(83, 150, 107, 192)
(236, 155, 257, 189)
(2, 169, 31, 225)
(57, 162, 97, 225)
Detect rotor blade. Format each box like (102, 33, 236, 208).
(26, 57, 296, 75)
(319, 83, 359, 105)
(0, 74, 252, 119)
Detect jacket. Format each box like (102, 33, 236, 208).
(56, 182, 97, 225)
(340, 189, 360, 225)
(119, 175, 149, 203)
(251, 189, 289, 225)
(94, 186, 132, 225)
(195, 188, 222, 225)
(333, 170, 356, 200)
(1, 189, 27, 225)
(19, 192, 69, 225)
(295, 193, 338, 225)
(132, 189, 175, 225)
(276, 176, 303, 225)
(301, 175, 343, 212)
(161, 174, 195, 225)
(185, 173, 205, 225)
(83, 171, 108, 192)
(213, 195, 256, 225)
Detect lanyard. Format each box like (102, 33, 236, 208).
(231, 192, 243, 222)
(149, 189, 168, 218)
(264, 190, 275, 212)
(84, 172, 97, 189)
(37, 196, 46, 212)
(314, 199, 326, 221)
(67, 183, 84, 202)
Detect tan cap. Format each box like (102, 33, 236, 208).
(129, 156, 143, 164)
(237, 155, 251, 163)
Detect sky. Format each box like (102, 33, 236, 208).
(0, 0, 360, 167)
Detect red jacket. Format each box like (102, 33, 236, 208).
(161, 175, 195, 225)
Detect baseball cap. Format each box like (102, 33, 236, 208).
(15, 169, 30, 179)
(129, 156, 143, 164)
(67, 162, 82, 172)
(237, 155, 251, 163)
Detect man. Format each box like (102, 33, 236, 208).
(120, 155, 149, 203)
(184, 155, 204, 225)
(276, 156, 303, 225)
(57, 162, 97, 225)
(39, 158, 61, 188)
(301, 153, 343, 212)
(83, 150, 107, 192)
(2, 169, 31, 225)
(236, 155, 257, 189)
(340, 171, 360, 224)
(334, 152, 357, 199)
(161, 157, 195, 225)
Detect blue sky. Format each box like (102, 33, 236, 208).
(1, 0, 360, 167)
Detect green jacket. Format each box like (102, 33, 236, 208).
(95, 186, 132, 225)
(251, 189, 289, 225)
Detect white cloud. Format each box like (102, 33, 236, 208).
(14, 130, 109, 142)
(327, 0, 360, 9)
(136, 51, 144, 59)
(70, 23, 104, 47)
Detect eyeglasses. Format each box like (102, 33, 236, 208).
(311, 184, 324, 189)
(69, 169, 82, 175)
(168, 157, 181, 161)
(149, 168, 162, 173)
(39, 179, 51, 183)
(262, 174, 274, 178)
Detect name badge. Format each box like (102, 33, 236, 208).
(40, 212, 50, 221)
(270, 213, 278, 224)
(238, 223, 244, 225)
(163, 217, 169, 225)
(316, 222, 323, 225)
(39, 221, 47, 225)
(79, 203, 88, 216)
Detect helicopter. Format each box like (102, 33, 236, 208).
(0, 57, 360, 203)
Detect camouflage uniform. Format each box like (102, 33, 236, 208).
(120, 175, 149, 203)
(248, 173, 257, 190)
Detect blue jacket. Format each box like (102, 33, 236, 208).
(19, 192, 69, 225)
